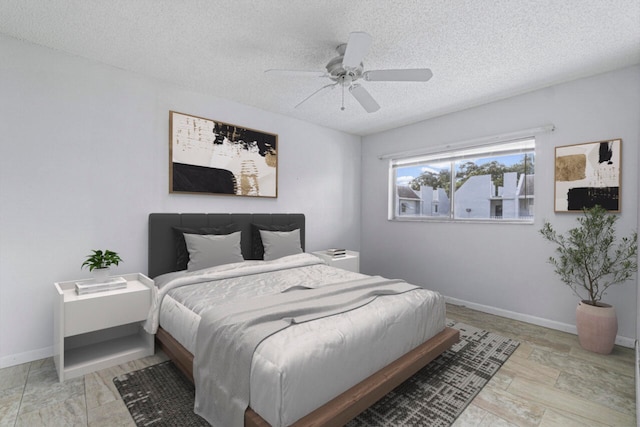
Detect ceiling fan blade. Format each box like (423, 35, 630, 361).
(342, 32, 372, 69)
(349, 84, 380, 113)
(295, 83, 338, 109)
(265, 69, 328, 78)
(363, 68, 433, 82)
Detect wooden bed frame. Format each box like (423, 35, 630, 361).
(149, 213, 459, 426)
(156, 326, 459, 427)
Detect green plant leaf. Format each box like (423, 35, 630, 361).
(81, 249, 123, 271)
(539, 205, 637, 305)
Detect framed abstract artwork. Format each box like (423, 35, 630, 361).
(554, 138, 621, 212)
(169, 111, 278, 198)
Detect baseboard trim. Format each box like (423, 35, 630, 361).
(0, 346, 52, 369)
(444, 296, 635, 349)
(636, 340, 640, 427)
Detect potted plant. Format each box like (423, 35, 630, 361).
(81, 249, 123, 279)
(540, 205, 637, 354)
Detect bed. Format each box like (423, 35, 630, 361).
(146, 213, 459, 427)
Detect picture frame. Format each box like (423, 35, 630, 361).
(554, 138, 621, 212)
(169, 111, 278, 198)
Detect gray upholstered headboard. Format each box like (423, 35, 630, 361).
(148, 213, 305, 278)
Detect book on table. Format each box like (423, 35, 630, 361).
(75, 276, 127, 295)
(326, 248, 347, 258)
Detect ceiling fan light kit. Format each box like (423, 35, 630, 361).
(266, 31, 433, 113)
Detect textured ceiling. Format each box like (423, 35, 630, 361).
(1, 0, 639, 136)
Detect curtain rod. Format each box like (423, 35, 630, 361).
(377, 124, 555, 160)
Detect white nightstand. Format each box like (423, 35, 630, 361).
(312, 250, 360, 273)
(53, 273, 155, 382)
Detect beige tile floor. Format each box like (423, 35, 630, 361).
(448, 304, 636, 427)
(0, 304, 635, 426)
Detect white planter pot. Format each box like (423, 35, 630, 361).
(92, 267, 111, 282)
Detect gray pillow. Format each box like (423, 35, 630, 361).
(259, 229, 303, 261)
(183, 231, 244, 271)
(173, 224, 240, 270)
(251, 223, 298, 259)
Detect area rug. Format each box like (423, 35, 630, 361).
(113, 321, 519, 427)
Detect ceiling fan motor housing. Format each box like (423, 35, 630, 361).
(326, 44, 363, 84)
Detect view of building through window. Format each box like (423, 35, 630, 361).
(391, 139, 535, 221)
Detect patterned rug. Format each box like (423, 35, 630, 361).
(113, 321, 519, 427)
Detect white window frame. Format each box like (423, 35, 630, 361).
(387, 137, 537, 223)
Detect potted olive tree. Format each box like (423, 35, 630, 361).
(81, 249, 123, 280)
(540, 205, 637, 354)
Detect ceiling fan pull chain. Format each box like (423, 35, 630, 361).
(341, 83, 345, 111)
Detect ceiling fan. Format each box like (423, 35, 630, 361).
(265, 31, 433, 113)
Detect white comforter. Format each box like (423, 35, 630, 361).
(145, 253, 446, 426)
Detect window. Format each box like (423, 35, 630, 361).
(390, 138, 535, 222)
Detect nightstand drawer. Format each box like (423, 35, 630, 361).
(64, 284, 150, 337)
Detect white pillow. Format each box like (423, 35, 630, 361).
(259, 229, 303, 261)
(183, 231, 244, 271)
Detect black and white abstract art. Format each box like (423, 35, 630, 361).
(554, 139, 621, 212)
(169, 111, 278, 198)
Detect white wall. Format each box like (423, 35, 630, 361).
(0, 34, 362, 367)
(361, 65, 639, 344)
